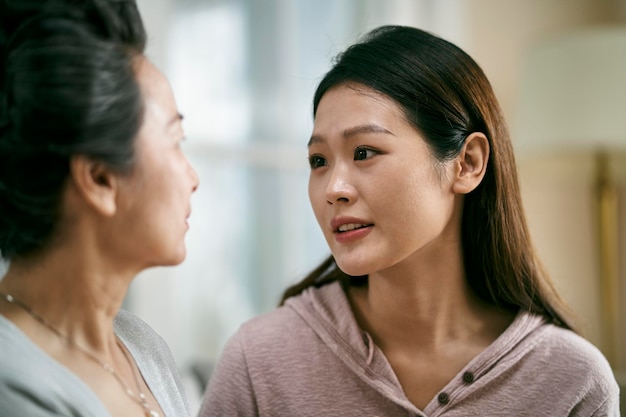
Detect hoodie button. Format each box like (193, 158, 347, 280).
(463, 371, 475, 383)
(437, 392, 450, 405)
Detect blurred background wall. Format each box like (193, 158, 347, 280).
(3, 0, 622, 412)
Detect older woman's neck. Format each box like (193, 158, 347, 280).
(0, 243, 133, 352)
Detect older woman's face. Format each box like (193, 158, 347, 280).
(113, 57, 199, 269)
(307, 84, 460, 277)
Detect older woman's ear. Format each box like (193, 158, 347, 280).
(451, 132, 489, 194)
(68, 155, 118, 217)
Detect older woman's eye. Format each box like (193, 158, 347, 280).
(308, 155, 327, 169)
(354, 147, 377, 161)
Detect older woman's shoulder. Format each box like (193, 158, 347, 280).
(115, 309, 166, 343)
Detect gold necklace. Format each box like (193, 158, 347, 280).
(0, 292, 160, 417)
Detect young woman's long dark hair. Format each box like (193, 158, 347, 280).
(281, 25, 575, 331)
(0, 0, 146, 259)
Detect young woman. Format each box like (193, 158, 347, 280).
(199, 26, 619, 416)
(0, 1, 198, 416)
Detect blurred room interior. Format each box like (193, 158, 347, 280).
(1, 0, 624, 413)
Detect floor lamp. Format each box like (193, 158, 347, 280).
(515, 26, 626, 369)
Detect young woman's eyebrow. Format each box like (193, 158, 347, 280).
(308, 123, 394, 147)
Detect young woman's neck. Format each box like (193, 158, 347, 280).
(348, 242, 508, 353)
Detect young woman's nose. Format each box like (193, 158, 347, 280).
(325, 165, 356, 205)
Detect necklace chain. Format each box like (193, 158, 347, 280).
(0, 292, 160, 417)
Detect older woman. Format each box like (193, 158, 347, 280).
(0, 1, 198, 416)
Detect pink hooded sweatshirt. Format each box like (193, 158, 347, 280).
(199, 281, 619, 416)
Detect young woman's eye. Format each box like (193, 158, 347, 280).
(308, 155, 327, 169)
(354, 147, 377, 161)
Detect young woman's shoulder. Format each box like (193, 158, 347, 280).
(510, 320, 620, 415)
(444, 314, 620, 416)
(240, 303, 308, 338)
(222, 301, 320, 369)
(212, 282, 349, 373)
(232, 281, 350, 354)
(534, 323, 614, 377)
(199, 283, 372, 417)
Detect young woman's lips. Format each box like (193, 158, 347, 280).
(331, 218, 374, 244)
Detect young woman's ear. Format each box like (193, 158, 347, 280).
(69, 155, 118, 216)
(451, 132, 490, 194)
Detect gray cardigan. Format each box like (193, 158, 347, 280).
(0, 310, 190, 417)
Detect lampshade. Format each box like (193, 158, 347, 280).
(515, 27, 626, 157)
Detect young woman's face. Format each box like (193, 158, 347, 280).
(114, 57, 199, 268)
(308, 84, 460, 276)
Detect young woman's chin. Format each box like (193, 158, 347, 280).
(333, 256, 376, 278)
